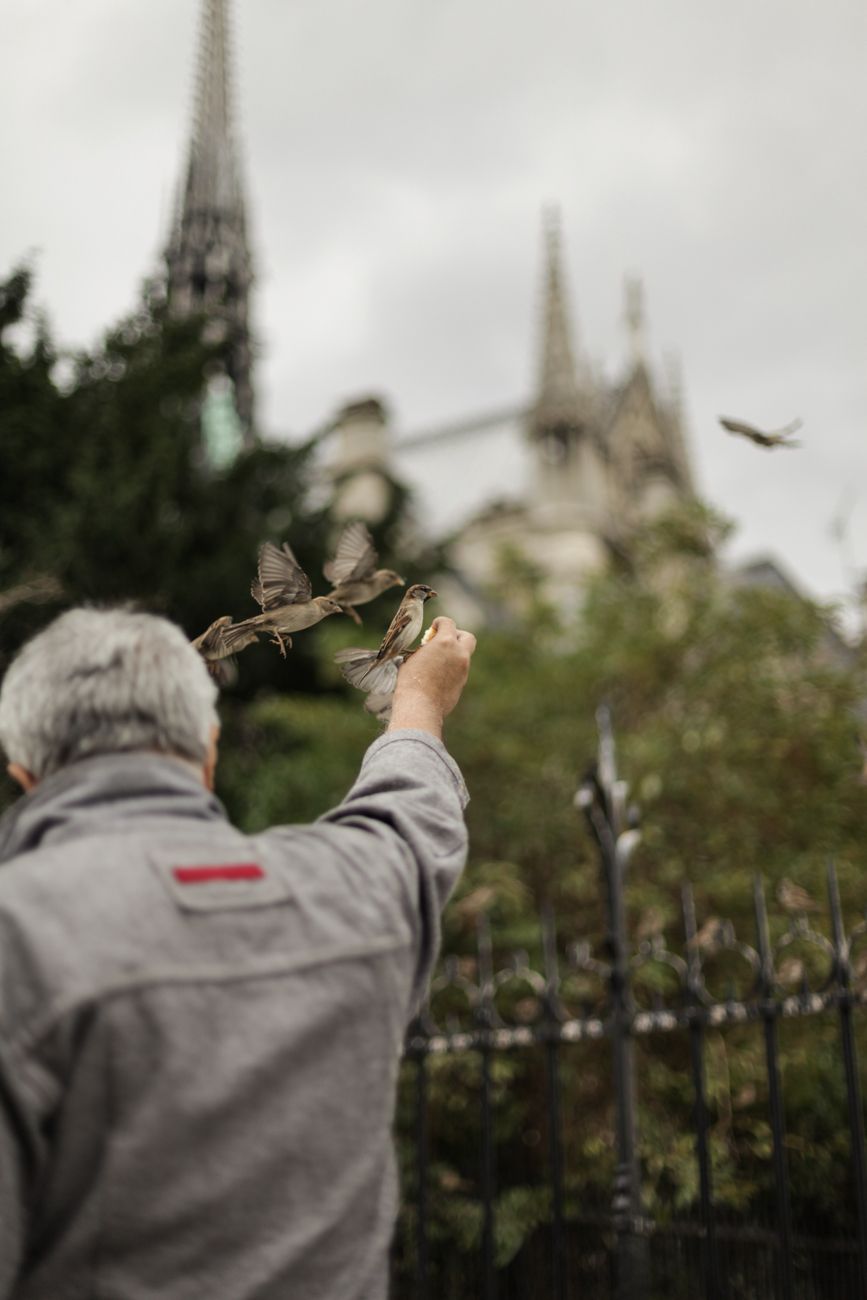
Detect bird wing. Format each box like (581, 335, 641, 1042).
(334, 648, 400, 693)
(255, 541, 312, 610)
(190, 615, 233, 656)
(719, 416, 768, 443)
(364, 691, 394, 720)
(323, 521, 378, 585)
(221, 619, 263, 654)
(719, 416, 802, 447)
(377, 605, 415, 659)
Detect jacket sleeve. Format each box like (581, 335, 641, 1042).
(0, 1076, 25, 1297)
(314, 728, 469, 1008)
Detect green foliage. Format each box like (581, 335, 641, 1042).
(395, 503, 865, 1275)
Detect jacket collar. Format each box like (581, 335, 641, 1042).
(0, 752, 228, 865)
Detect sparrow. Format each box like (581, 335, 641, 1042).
(366, 622, 438, 718)
(719, 416, 802, 448)
(776, 877, 820, 915)
(190, 614, 261, 685)
(776, 956, 805, 987)
(334, 583, 437, 699)
(635, 906, 665, 942)
(687, 916, 734, 955)
(234, 541, 344, 655)
(324, 521, 404, 625)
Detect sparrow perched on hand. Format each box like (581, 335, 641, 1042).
(233, 541, 344, 656)
(334, 583, 437, 698)
(190, 615, 261, 685)
(719, 416, 802, 448)
(324, 521, 404, 625)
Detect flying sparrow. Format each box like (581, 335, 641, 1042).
(334, 583, 437, 697)
(719, 416, 802, 448)
(324, 520, 404, 625)
(190, 614, 260, 684)
(234, 541, 344, 655)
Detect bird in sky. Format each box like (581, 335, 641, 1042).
(234, 541, 344, 655)
(324, 521, 404, 624)
(190, 614, 260, 685)
(334, 583, 437, 699)
(719, 416, 802, 448)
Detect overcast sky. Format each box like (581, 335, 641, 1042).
(4, 0, 866, 619)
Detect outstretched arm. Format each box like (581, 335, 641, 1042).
(313, 617, 477, 1005)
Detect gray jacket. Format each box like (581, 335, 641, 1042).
(0, 729, 468, 1299)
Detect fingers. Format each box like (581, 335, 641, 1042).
(455, 629, 477, 657)
(429, 616, 476, 656)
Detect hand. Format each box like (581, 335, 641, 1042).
(388, 617, 476, 738)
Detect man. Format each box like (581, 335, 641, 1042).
(0, 606, 476, 1299)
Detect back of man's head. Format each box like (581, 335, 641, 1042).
(0, 607, 218, 780)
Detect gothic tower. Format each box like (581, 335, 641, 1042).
(527, 210, 607, 530)
(165, 0, 254, 452)
(444, 212, 697, 624)
(604, 277, 694, 528)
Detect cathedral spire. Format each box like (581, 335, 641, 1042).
(623, 274, 647, 366)
(165, 0, 254, 449)
(530, 208, 582, 439)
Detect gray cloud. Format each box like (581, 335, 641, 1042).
(3, 0, 865, 615)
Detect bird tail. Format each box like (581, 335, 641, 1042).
(364, 692, 394, 722)
(334, 648, 400, 694)
(219, 620, 265, 655)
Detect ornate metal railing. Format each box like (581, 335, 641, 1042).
(396, 710, 867, 1300)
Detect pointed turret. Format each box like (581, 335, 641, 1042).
(529, 209, 583, 449)
(165, 0, 254, 447)
(526, 210, 606, 525)
(604, 277, 694, 521)
(623, 274, 647, 367)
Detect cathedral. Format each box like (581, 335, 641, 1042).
(162, 0, 696, 620)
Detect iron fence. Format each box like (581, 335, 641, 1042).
(392, 712, 867, 1299)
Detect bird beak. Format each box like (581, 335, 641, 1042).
(427, 589, 438, 600)
(397, 576, 406, 586)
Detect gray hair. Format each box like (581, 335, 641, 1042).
(0, 607, 219, 778)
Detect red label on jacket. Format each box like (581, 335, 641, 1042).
(172, 864, 265, 885)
